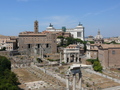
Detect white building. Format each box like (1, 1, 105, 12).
(46, 23, 84, 41)
(64, 44, 81, 63)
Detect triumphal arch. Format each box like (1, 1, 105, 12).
(64, 44, 81, 63)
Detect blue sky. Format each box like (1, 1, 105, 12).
(0, 0, 120, 37)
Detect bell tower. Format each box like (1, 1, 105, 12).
(34, 20, 39, 33)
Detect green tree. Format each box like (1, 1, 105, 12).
(0, 56, 11, 72)
(0, 56, 19, 90)
(86, 58, 103, 72)
(93, 61, 102, 72)
(65, 37, 74, 45)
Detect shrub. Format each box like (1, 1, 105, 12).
(86, 58, 103, 72)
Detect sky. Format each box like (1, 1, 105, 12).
(0, 0, 120, 37)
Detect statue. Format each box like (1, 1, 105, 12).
(49, 23, 53, 27)
(78, 22, 82, 26)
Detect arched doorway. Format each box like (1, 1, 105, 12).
(67, 57, 69, 63)
(71, 55, 74, 62)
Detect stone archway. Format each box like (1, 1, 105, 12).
(71, 55, 74, 62)
(67, 57, 69, 63)
(76, 57, 78, 62)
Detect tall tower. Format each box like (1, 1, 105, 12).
(34, 20, 39, 33)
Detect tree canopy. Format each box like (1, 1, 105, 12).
(86, 58, 103, 72)
(57, 36, 84, 47)
(0, 56, 19, 89)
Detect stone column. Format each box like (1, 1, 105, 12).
(66, 74, 69, 90)
(74, 54, 76, 62)
(77, 54, 80, 63)
(69, 54, 71, 63)
(39, 49, 41, 57)
(73, 74, 76, 90)
(40, 47, 43, 59)
(79, 73, 82, 90)
(60, 52, 62, 66)
(64, 53, 67, 63)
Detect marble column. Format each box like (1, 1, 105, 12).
(60, 52, 62, 66)
(74, 54, 76, 62)
(66, 74, 69, 90)
(64, 53, 67, 63)
(77, 54, 80, 63)
(42, 48, 43, 59)
(73, 74, 76, 90)
(39, 48, 41, 57)
(69, 54, 71, 63)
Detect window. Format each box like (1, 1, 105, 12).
(37, 44, 40, 48)
(112, 50, 115, 54)
(46, 44, 49, 48)
(28, 44, 31, 48)
(77, 32, 81, 37)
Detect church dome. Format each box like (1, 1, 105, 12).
(95, 30, 103, 39)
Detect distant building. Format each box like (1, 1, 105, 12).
(46, 23, 84, 41)
(0, 35, 18, 51)
(42, 29, 73, 45)
(86, 30, 104, 59)
(85, 35, 94, 41)
(98, 44, 120, 68)
(94, 30, 104, 44)
(42, 30, 72, 38)
(86, 43, 120, 69)
(86, 43, 98, 59)
(18, 20, 57, 55)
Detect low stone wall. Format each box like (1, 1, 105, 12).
(0, 51, 10, 57)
